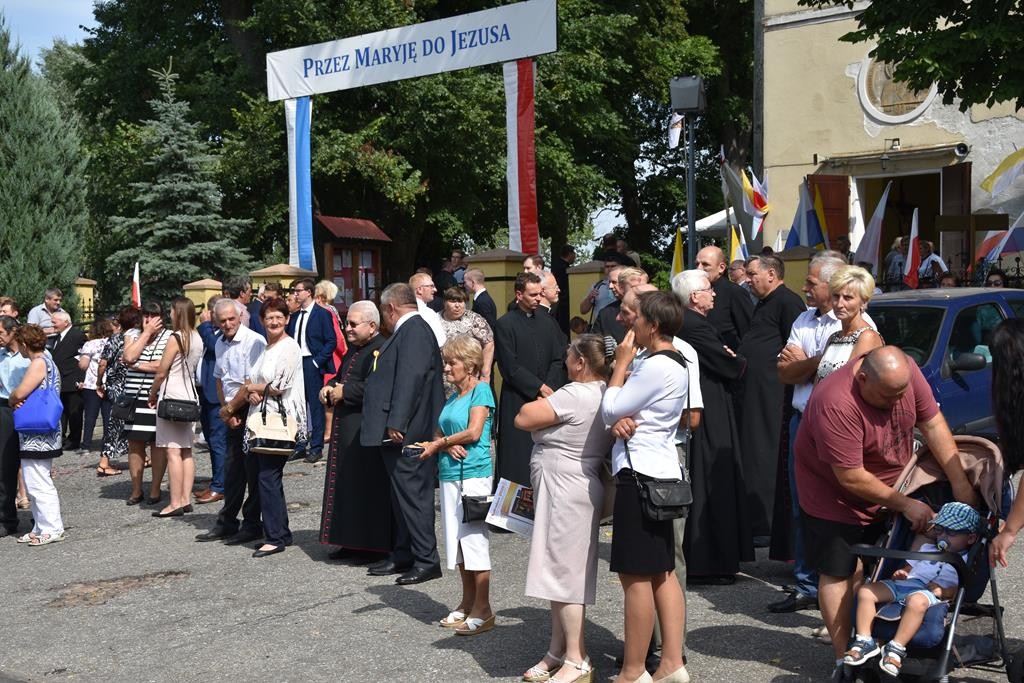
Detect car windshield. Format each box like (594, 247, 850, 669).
(867, 305, 945, 367)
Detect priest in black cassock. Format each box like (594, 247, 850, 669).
(697, 246, 752, 350)
(736, 255, 805, 542)
(494, 272, 566, 486)
(673, 270, 754, 582)
(318, 300, 393, 561)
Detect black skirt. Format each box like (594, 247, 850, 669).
(609, 470, 676, 575)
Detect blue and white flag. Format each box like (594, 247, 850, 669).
(285, 96, 315, 271)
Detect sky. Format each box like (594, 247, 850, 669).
(1, 0, 96, 66)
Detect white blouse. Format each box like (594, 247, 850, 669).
(601, 353, 688, 480)
(246, 336, 308, 440)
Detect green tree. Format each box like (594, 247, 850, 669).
(799, 0, 1023, 110)
(107, 66, 251, 304)
(50, 0, 728, 280)
(0, 17, 87, 319)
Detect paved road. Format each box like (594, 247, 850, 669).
(2, 448, 1022, 682)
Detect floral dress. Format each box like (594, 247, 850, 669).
(100, 331, 129, 460)
(439, 310, 494, 396)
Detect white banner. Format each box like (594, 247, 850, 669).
(265, 0, 557, 101)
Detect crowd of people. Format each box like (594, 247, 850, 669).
(0, 240, 1022, 682)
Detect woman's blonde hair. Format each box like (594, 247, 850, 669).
(829, 265, 875, 302)
(315, 280, 339, 304)
(442, 334, 483, 377)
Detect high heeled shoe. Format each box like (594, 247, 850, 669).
(523, 652, 564, 682)
(653, 665, 690, 683)
(554, 657, 593, 683)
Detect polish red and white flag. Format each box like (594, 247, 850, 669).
(131, 262, 141, 307)
(903, 209, 920, 289)
(504, 59, 539, 255)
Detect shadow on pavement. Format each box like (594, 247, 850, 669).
(689, 623, 831, 679)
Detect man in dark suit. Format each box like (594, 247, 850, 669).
(361, 283, 445, 586)
(464, 268, 498, 332)
(550, 244, 576, 335)
(51, 311, 86, 451)
(696, 246, 752, 350)
(286, 277, 337, 464)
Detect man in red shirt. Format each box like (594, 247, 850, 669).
(794, 346, 977, 676)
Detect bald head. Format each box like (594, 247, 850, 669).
(696, 246, 727, 282)
(857, 346, 913, 410)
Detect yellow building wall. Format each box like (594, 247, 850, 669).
(760, 4, 1024, 249)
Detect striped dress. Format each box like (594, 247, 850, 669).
(121, 328, 171, 443)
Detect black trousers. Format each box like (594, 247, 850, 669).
(380, 444, 439, 569)
(216, 412, 262, 536)
(0, 406, 20, 532)
(60, 390, 84, 448)
(257, 453, 291, 547)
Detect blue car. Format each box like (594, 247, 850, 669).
(867, 287, 1024, 439)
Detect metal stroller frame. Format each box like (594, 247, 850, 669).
(840, 435, 1017, 682)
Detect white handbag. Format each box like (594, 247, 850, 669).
(245, 391, 297, 455)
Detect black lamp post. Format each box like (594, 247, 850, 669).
(670, 75, 706, 268)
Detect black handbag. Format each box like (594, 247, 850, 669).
(459, 459, 492, 523)
(622, 349, 693, 522)
(156, 333, 201, 422)
(110, 390, 138, 421)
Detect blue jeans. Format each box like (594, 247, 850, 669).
(199, 397, 228, 493)
(789, 412, 818, 598)
(81, 389, 111, 450)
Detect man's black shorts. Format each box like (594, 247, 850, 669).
(801, 511, 885, 578)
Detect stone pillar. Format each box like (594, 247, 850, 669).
(778, 245, 815, 295)
(73, 277, 96, 323)
(183, 278, 223, 312)
(250, 263, 318, 291)
(567, 260, 606, 335)
(464, 248, 526, 316)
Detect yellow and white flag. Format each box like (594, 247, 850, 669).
(670, 226, 685, 279)
(981, 147, 1024, 197)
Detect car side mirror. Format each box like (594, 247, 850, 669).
(950, 352, 986, 373)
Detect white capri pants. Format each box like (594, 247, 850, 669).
(440, 477, 492, 571)
(22, 458, 64, 537)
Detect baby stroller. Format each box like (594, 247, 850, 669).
(840, 435, 1020, 682)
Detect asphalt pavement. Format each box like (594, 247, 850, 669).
(2, 446, 1022, 682)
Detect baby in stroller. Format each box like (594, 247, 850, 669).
(843, 502, 981, 677)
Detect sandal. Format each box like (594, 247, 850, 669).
(454, 614, 495, 636)
(524, 652, 565, 682)
(16, 532, 38, 544)
(28, 532, 65, 546)
(15, 496, 29, 510)
(96, 465, 122, 477)
(553, 657, 592, 683)
(439, 610, 467, 628)
(126, 494, 144, 506)
(878, 642, 905, 677)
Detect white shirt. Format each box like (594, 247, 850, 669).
(214, 325, 267, 402)
(634, 339, 703, 445)
(785, 307, 876, 412)
(472, 287, 486, 301)
(601, 353, 689, 479)
(919, 253, 948, 278)
(416, 299, 447, 347)
(293, 301, 316, 357)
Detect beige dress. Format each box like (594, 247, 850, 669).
(155, 331, 203, 448)
(525, 381, 614, 604)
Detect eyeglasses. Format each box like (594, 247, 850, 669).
(695, 286, 713, 293)
(345, 320, 368, 328)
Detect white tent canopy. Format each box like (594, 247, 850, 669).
(694, 208, 732, 234)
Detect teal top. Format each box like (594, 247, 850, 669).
(437, 381, 495, 482)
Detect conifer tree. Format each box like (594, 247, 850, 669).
(108, 65, 251, 303)
(0, 16, 87, 317)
